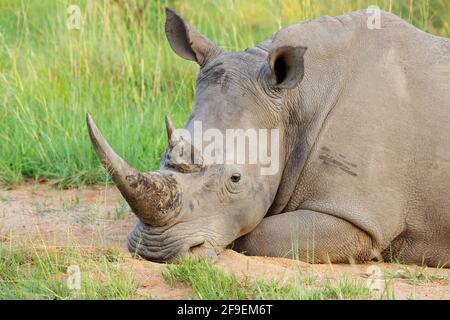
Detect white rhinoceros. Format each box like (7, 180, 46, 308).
(87, 8, 450, 267)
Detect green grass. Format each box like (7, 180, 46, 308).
(0, 245, 137, 299)
(0, 0, 449, 187)
(0, 245, 409, 300)
(162, 256, 379, 300)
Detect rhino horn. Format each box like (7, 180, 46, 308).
(165, 115, 179, 148)
(86, 113, 182, 226)
(164, 114, 205, 170)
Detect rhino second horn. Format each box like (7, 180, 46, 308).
(86, 113, 182, 226)
(164, 114, 204, 169)
(165, 115, 179, 148)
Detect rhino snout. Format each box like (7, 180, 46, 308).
(127, 221, 218, 263)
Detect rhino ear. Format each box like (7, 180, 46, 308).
(165, 7, 221, 66)
(268, 46, 307, 89)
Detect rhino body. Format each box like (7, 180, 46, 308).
(87, 9, 450, 267)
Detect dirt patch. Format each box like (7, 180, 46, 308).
(0, 181, 134, 247)
(1, 182, 449, 300)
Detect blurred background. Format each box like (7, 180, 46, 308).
(0, 0, 448, 188)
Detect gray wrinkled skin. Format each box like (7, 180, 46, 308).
(90, 8, 450, 267)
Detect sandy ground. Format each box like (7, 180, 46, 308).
(1, 182, 449, 300)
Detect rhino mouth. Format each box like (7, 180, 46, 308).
(127, 221, 218, 263)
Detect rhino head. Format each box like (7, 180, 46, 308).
(86, 8, 307, 262)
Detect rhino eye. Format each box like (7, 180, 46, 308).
(230, 173, 241, 183)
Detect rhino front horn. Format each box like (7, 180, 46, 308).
(86, 113, 182, 226)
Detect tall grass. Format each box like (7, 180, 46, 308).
(1, 0, 449, 187)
